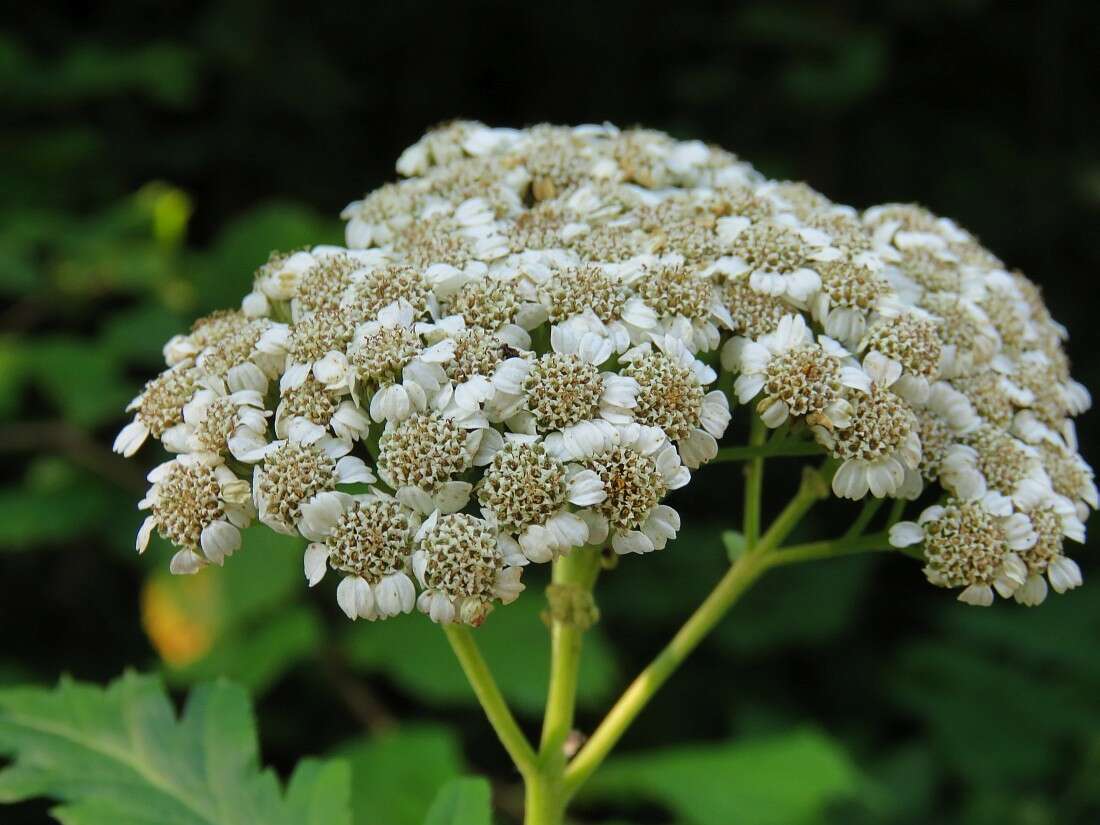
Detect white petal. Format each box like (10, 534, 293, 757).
(678, 429, 718, 469)
(169, 549, 206, 575)
(434, 481, 473, 514)
(759, 399, 789, 429)
(612, 529, 655, 555)
(1014, 573, 1048, 606)
(113, 420, 150, 457)
(472, 426, 504, 465)
(567, 469, 608, 506)
(200, 520, 240, 565)
(335, 456, 375, 484)
(136, 515, 156, 553)
(957, 584, 994, 607)
(579, 510, 609, 546)
(889, 521, 924, 548)
(304, 543, 330, 586)
(1048, 556, 1083, 593)
(299, 491, 349, 541)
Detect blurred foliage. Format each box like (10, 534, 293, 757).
(2, 0, 1099, 823)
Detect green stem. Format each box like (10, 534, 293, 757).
(562, 550, 771, 797)
(844, 497, 884, 539)
(753, 462, 836, 555)
(887, 496, 908, 526)
(715, 439, 823, 463)
(442, 625, 539, 779)
(562, 462, 836, 798)
(524, 772, 564, 825)
(526, 547, 602, 825)
(540, 548, 601, 762)
(742, 414, 766, 550)
(766, 531, 893, 567)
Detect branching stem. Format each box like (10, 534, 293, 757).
(442, 625, 539, 779)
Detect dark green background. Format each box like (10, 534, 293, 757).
(3, 1, 1099, 822)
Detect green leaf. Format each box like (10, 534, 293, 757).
(342, 591, 616, 714)
(340, 725, 464, 825)
(422, 777, 492, 825)
(0, 672, 351, 825)
(581, 728, 860, 825)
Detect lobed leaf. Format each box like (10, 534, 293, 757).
(0, 672, 350, 825)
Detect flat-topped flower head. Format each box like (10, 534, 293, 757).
(376, 411, 491, 514)
(1037, 440, 1098, 521)
(637, 198, 724, 263)
(631, 261, 731, 351)
(524, 354, 604, 431)
(811, 258, 891, 346)
(164, 309, 252, 366)
(922, 293, 1000, 376)
(538, 264, 640, 330)
(191, 316, 279, 395)
(116, 122, 1090, 623)
(621, 336, 729, 467)
(349, 322, 422, 388)
(965, 424, 1050, 508)
(445, 327, 514, 385)
(502, 327, 639, 438)
(446, 278, 540, 338)
(911, 381, 982, 498)
(719, 276, 791, 341)
(859, 313, 942, 404)
(343, 265, 431, 318)
(725, 220, 835, 305)
(292, 252, 369, 320)
(180, 387, 270, 462)
(275, 373, 370, 445)
(579, 424, 689, 556)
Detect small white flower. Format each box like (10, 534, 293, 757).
(577, 424, 688, 555)
(136, 454, 253, 571)
(821, 353, 921, 500)
(729, 314, 862, 431)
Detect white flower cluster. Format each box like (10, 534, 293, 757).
(116, 121, 1091, 620)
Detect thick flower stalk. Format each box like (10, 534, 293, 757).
(115, 121, 1092, 823)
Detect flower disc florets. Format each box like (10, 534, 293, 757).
(478, 442, 567, 532)
(327, 498, 413, 581)
(255, 441, 336, 531)
(378, 411, 474, 491)
(523, 353, 605, 433)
